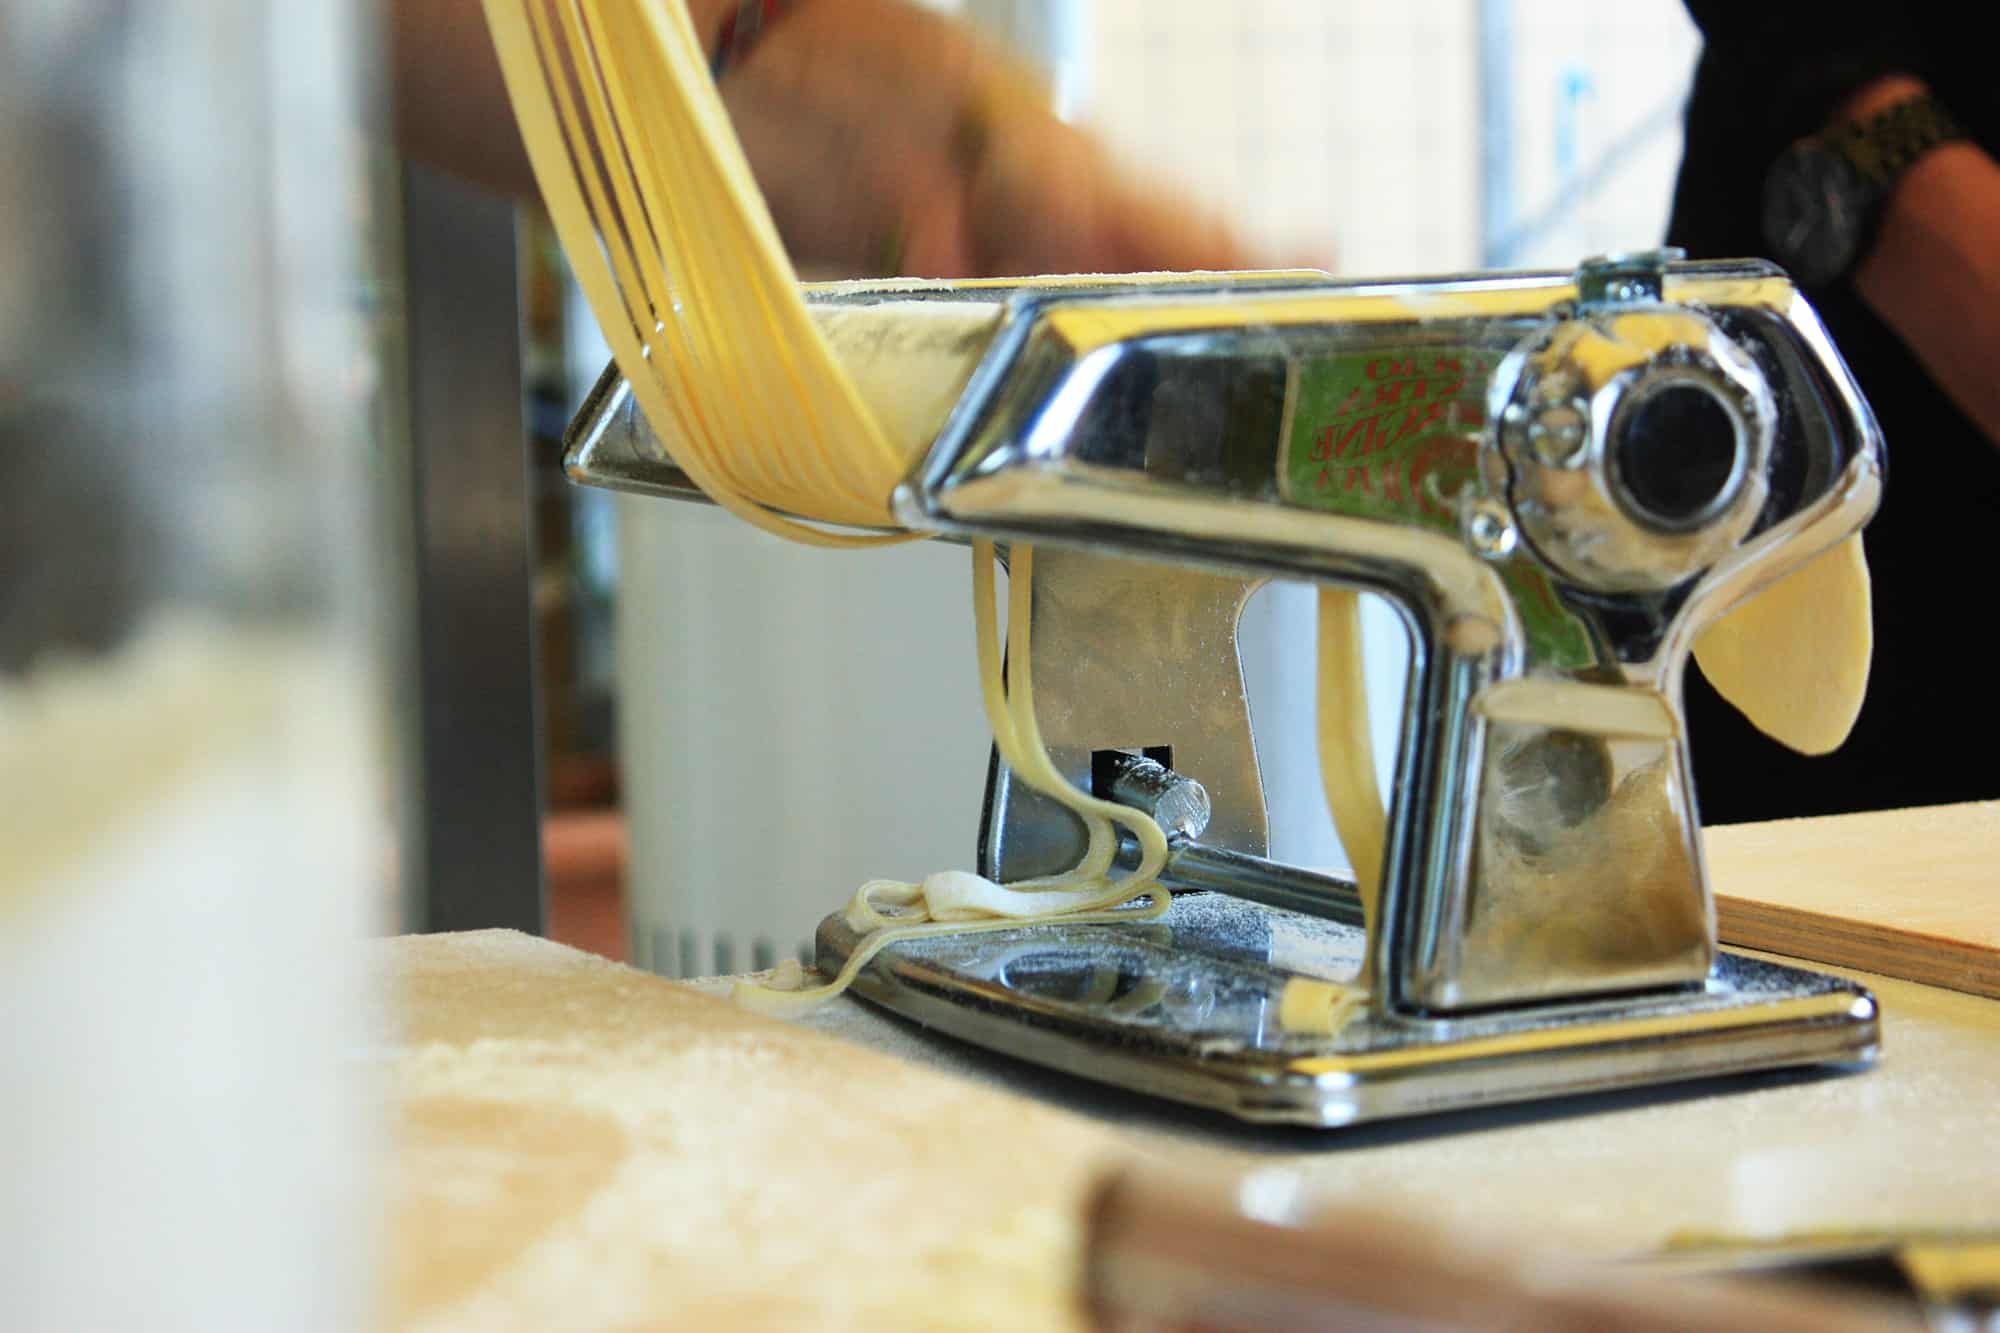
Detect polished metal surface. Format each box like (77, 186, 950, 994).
(896, 255, 1882, 1012)
(1116, 838, 1366, 928)
(980, 547, 1270, 881)
(570, 256, 1885, 1124)
(814, 894, 1877, 1127)
(1494, 256, 1776, 592)
(1099, 754, 1362, 924)
(1100, 752, 1212, 842)
(564, 366, 702, 504)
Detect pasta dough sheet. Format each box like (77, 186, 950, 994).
(808, 301, 1001, 463)
(1693, 534, 1871, 756)
(384, 930, 1119, 1332)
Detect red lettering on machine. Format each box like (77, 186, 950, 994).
(1302, 352, 1485, 517)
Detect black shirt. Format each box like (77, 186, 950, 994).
(1667, 1, 2000, 822)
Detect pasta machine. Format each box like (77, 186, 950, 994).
(566, 251, 1884, 1127)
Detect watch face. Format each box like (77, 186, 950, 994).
(1762, 143, 1868, 288)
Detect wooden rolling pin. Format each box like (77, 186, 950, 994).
(1083, 1166, 1922, 1332)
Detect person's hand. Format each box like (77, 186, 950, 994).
(394, 0, 1257, 278)
(717, 0, 1252, 279)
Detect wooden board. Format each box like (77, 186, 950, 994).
(381, 929, 1120, 1332)
(379, 927, 2000, 1330)
(1707, 800, 2000, 999)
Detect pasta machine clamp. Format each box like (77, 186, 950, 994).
(566, 252, 1884, 1127)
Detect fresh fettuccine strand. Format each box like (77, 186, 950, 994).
(1315, 586, 1386, 994)
(483, 0, 914, 540)
(1261, 589, 1383, 1037)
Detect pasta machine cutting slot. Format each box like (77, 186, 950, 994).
(566, 251, 1884, 1127)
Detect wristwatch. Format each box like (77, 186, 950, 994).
(1762, 92, 1968, 289)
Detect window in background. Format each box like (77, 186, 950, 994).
(1480, 0, 1701, 268)
(1081, 0, 1483, 274)
(1074, 0, 1699, 274)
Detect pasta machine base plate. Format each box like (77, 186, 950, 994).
(814, 892, 1877, 1128)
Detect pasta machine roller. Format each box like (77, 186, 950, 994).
(566, 251, 1884, 1126)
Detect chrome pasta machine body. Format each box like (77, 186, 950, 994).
(566, 251, 1884, 1127)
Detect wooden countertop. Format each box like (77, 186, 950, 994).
(381, 797, 2000, 1329)
(381, 922, 2000, 1330)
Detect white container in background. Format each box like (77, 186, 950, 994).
(616, 498, 1407, 974)
(617, 502, 992, 974)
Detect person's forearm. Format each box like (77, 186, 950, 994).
(388, 0, 1248, 281)
(1855, 143, 2000, 449)
(1840, 77, 2000, 450)
(720, 0, 1243, 277)
(390, 0, 737, 196)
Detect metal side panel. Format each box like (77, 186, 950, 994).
(816, 894, 1876, 1128)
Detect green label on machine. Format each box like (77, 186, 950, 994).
(1280, 348, 1596, 670)
(1281, 348, 1486, 527)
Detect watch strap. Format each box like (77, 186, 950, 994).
(1828, 93, 1968, 187)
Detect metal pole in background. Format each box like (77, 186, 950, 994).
(400, 162, 547, 935)
(1478, 0, 1516, 268)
